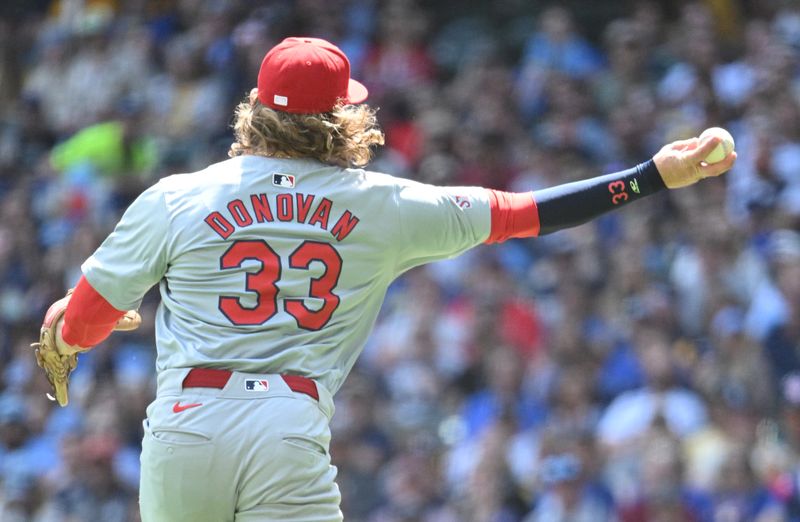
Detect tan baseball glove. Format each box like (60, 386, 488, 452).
(33, 290, 141, 407)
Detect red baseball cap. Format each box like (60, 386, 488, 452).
(257, 37, 368, 114)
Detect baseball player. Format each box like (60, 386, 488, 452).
(34, 37, 735, 521)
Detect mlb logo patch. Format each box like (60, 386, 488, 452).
(245, 379, 270, 391)
(273, 173, 296, 188)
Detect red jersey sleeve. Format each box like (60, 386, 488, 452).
(61, 276, 126, 348)
(485, 190, 540, 243)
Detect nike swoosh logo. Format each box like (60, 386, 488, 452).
(172, 401, 203, 413)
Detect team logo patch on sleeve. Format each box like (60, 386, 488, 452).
(245, 379, 270, 391)
(453, 195, 472, 209)
(273, 173, 296, 188)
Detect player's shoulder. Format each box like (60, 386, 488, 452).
(344, 166, 423, 192)
(135, 158, 250, 221)
(153, 157, 243, 193)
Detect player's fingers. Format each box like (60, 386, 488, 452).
(683, 137, 702, 151)
(669, 138, 698, 151)
(114, 310, 142, 331)
(699, 150, 737, 178)
(687, 135, 721, 162)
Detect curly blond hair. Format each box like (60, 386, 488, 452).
(229, 89, 385, 168)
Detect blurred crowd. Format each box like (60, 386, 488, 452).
(1, 0, 800, 520)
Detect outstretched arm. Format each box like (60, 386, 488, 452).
(534, 159, 663, 236)
(485, 135, 736, 242)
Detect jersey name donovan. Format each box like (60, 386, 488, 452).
(204, 192, 360, 242)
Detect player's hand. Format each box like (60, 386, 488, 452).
(33, 290, 142, 406)
(653, 136, 737, 189)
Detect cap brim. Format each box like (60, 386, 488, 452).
(346, 79, 368, 105)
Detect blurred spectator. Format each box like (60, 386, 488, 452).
(761, 230, 800, 381)
(516, 6, 603, 119)
(617, 427, 711, 522)
(48, 435, 129, 521)
(708, 445, 783, 522)
(597, 326, 707, 448)
(49, 103, 158, 179)
(524, 430, 616, 522)
(361, 1, 434, 100)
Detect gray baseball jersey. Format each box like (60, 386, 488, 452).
(82, 155, 491, 393)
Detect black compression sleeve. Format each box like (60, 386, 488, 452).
(534, 159, 666, 236)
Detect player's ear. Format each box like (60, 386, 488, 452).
(248, 88, 259, 106)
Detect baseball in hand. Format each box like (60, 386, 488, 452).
(699, 127, 735, 164)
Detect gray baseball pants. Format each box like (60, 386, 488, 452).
(139, 368, 342, 521)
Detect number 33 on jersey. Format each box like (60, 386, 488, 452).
(217, 239, 341, 330)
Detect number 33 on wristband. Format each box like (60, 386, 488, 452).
(608, 180, 629, 205)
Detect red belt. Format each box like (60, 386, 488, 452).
(182, 368, 319, 402)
